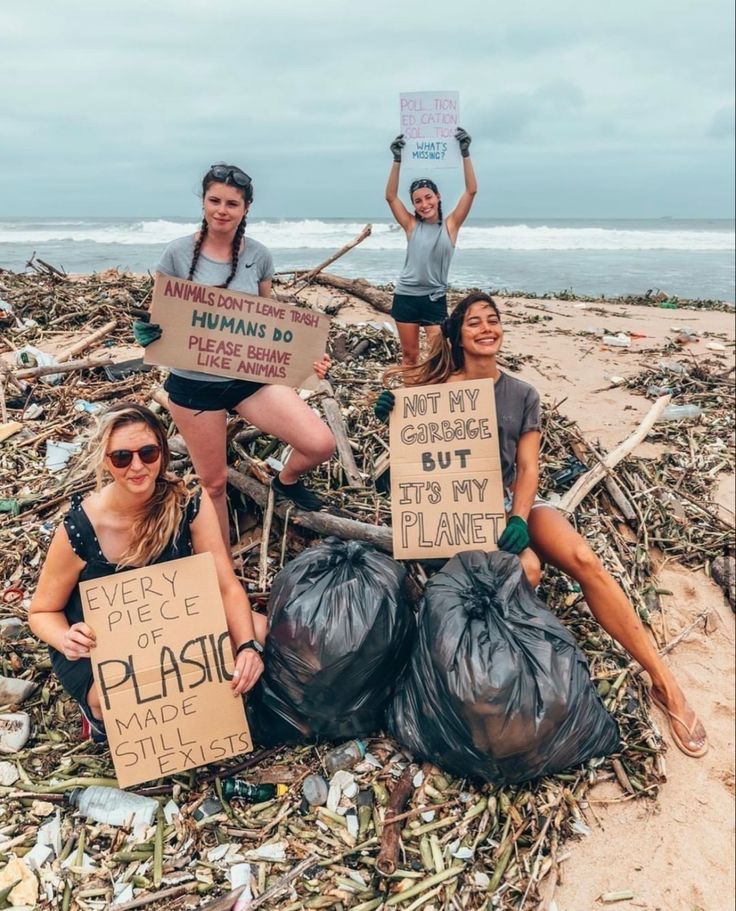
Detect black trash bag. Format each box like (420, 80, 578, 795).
(249, 537, 415, 745)
(388, 550, 620, 784)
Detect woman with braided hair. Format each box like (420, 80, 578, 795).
(135, 164, 335, 544)
(385, 128, 477, 365)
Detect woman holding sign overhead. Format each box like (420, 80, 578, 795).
(134, 163, 335, 542)
(375, 292, 708, 759)
(385, 128, 477, 366)
(29, 403, 267, 743)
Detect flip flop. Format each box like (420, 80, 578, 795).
(650, 691, 708, 758)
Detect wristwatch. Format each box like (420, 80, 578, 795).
(236, 640, 264, 657)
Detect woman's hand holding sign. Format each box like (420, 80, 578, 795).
(231, 645, 264, 696)
(62, 621, 96, 661)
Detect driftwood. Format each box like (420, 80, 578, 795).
(308, 272, 392, 315)
(315, 379, 363, 488)
(375, 762, 418, 876)
(15, 355, 115, 380)
(226, 468, 392, 552)
(289, 224, 372, 286)
(571, 440, 637, 525)
(58, 319, 117, 362)
(560, 396, 671, 514)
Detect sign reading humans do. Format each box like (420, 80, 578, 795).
(80, 553, 252, 788)
(145, 275, 331, 388)
(390, 379, 506, 559)
(399, 91, 461, 169)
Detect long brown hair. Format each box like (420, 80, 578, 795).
(88, 403, 190, 568)
(384, 292, 501, 387)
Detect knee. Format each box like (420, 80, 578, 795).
(86, 685, 102, 717)
(307, 427, 336, 463)
(569, 542, 605, 581)
(199, 470, 229, 502)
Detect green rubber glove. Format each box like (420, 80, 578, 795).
(455, 127, 472, 158)
(133, 319, 162, 347)
(497, 515, 530, 554)
(374, 390, 396, 423)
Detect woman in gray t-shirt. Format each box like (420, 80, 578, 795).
(377, 291, 707, 760)
(134, 164, 335, 542)
(385, 128, 477, 366)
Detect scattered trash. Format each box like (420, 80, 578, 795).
(325, 739, 366, 775)
(73, 399, 104, 415)
(602, 333, 631, 348)
(0, 711, 31, 753)
(45, 439, 82, 473)
(0, 676, 36, 705)
(656, 404, 703, 423)
(302, 773, 329, 806)
(0, 759, 19, 785)
(221, 778, 287, 802)
(16, 345, 63, 384)
(67, 785, 159, 828)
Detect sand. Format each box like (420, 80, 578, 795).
(326, 290, 735, 911)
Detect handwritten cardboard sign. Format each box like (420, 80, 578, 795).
(399, 91, 461, 169)
(390, 379, 506, 559)
(80, 553, 252, 788)
(145, 274, 331, 388)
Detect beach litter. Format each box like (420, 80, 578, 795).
(0, 265, 733, 908)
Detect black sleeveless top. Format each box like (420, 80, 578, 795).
(49, 490, 201, 703)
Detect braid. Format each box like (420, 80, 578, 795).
(188, 218, 208, 281)
(222, 217, 246, 289)
(437, 201, 443, 225)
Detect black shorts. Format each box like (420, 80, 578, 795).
(164, 373, 264, 412)
(391, 293, 448, 326)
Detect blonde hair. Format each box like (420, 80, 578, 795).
(384, 292, 501, 388)
(88, 403, 191, 568)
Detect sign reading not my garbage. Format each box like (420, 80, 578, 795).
(80, 553, 252, 788)
(390, 379, 506, 559)
(145, 274, 330, 388)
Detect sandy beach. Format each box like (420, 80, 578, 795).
(0, 270, 733, 910)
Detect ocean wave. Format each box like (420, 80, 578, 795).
(0, 218, 733, 252)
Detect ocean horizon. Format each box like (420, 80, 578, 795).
(1, 216, 733, 301)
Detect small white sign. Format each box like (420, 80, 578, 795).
(399, 91, 460, 169)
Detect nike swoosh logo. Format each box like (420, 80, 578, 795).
(244, 261, 256, 269)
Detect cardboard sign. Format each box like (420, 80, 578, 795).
(399, 91, 461, 169)
(145, 274, 331, 388)
(80, 553, 252, 788)
(389, 379, 506, 559)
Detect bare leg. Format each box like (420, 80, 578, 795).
(86, 682, 103, 721)
(528, 505, 707, 755)
(236, 385, 335, 485)
(168, 403, 230, 544)
(424, 324, 442, 349)
(395, 321, 420, 366)
(519, 547, 542, 588)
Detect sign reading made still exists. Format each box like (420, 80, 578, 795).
(80, 553, 252, 788)
(145, 274, 331, 388)
(390, 379, 506, 559)
(399, 91, 460, 169)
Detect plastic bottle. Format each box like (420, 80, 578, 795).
(221, 778, 288, 802)
(646, 385, 674, 398)
(67, 786, 158, 828)
(656, 404, 702, 423)
(602, 333, 631, 348)
(302, 774, 329, 807)
(324, 740, 366, 775)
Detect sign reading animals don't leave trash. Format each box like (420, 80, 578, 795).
(79, 553, 252, 788)
(389, 379, 506, 560)
(145, 274, 331, 388)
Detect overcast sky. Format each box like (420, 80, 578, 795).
(1, 0, 733, 218)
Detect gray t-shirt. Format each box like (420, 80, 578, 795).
(155, 233, 274, 382)
(493, 372, 541, 487)
(394, 220, 455, 300)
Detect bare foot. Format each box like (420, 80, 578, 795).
(650, 683, 708, 758)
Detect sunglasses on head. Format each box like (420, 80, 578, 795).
(208, 165, 252, 188)
(106, 444, 162, 469)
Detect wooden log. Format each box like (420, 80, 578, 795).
(314, 379, 363, 488)
(15, 355, 114, 380)
(559, 396, 671, 514)
(375, 763, 418, 876)
(58, 319, 118, 362)
(289, 224, 372, 285)
(307, 272, 392, 315)
(570, 440, 637, 525)
(226, 468, 393, 552)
